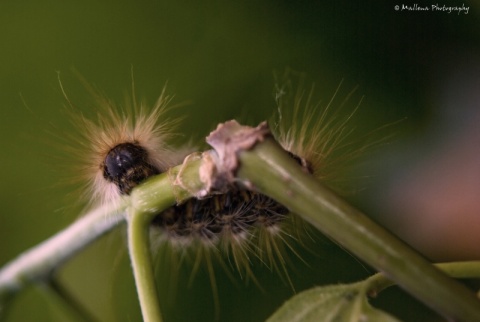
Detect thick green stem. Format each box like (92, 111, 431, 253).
(235, 137, 480, 321)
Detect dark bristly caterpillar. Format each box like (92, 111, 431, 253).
(101, 133, 309, 244)
(67, 72, 361, 285)
(99, 120, 312, 278)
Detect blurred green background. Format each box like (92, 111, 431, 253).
(1, 1, 479, 321)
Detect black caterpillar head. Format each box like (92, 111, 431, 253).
(102, 142, 160, 195)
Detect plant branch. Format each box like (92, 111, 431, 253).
(206, 120, 480, 321)
(0, 152, 210, 321)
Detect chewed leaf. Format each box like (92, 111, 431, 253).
(267, 283, 401, 322)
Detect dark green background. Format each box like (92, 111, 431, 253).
(1, 1, 479, 321)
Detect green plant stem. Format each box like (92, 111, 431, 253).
(235, 137, 480, 321)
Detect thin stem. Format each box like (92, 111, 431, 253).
(235, 137, 480, 321)
(38, 279, 98, 322)
(366, 261, 480, 296)
(436, 261, 480, 279)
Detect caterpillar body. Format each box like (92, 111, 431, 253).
(66, 72, 359, 284)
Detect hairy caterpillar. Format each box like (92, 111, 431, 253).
(64, 72, 365, 306)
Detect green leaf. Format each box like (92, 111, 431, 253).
(267, 283, 401, 322)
